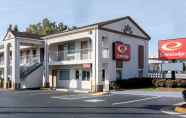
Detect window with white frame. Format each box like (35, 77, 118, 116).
(82, 71, 90, 81)
(59, 70, 70, 80)
(101, 37, 109, 58)
(68, 41, 75, 54)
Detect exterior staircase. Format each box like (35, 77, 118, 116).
(20, 62, 42, 80)
(20, 62, 43, 89)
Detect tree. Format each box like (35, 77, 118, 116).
(8, 24, 19, 32)
(13, 25, 19, 32)
(26, 18, 72, 35)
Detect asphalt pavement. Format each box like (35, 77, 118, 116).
(0, 90, 183, 118)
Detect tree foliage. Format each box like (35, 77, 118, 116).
(26, 18, 77, 35)
(8, 24, 19, 32)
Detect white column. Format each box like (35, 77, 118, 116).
(91, 28, 102, 92)
(11, 39, 20, 89)
(43, 41, 49, 87)
(95, 29, 102, 92)
(103, 63, 110, 92)
(3, 44, 9, 88)
(29, 48, 32, 64)
(91, 34, 96, 92)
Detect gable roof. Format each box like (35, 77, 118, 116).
(44, 16, 150, 40)
(11, 31, 43, 39)
(99, 16, 151, 39)
(3, 29, 43, 41)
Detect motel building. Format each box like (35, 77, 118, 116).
(0, 16, 150, 92)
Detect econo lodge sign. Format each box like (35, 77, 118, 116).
(113, 41, 130, 61)
(159, 38, 186, 60)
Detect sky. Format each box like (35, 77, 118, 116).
(0, 0, 186, 56)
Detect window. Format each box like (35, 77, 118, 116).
(138, 45, 144, 69)
(102, 69, 105, 81)
(116, 70, 122, 80)
(68, 42, 75, 54)
(75, 70, 79, 80)
(32, 49, 37, 57)
(26, 50, 29, 63)
(82, 71, 90, 81)
(59, 70, 70, 80)
(102, 48, 109, 58)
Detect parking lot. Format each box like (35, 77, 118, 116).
(0, 90, 183, 118)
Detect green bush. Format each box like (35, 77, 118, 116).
(154, 79, 166, 87)
(110, 78, 153, 89)
(176, 79, 186, 88)
(165, 80, 177, 88)
(152, 79, 186, 88)
(110, 78, 186, 90)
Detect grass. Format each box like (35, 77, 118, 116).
(142, 88, 159, 92)
(142, 87, 185, 92)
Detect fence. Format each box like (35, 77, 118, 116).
(148, 72, 186, 79)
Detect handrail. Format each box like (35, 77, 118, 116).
(20, 62, 43, 80)
(49, 48, 92, 62)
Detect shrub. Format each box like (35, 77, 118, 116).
(110, 81, 119, 90)
(152, 79, 186, 88)
(165, 80, 177, 88)
(111, 78, 186, 90)
(154, 79, 166, 87)
(176, 79, 186, 88)
(110, 78, 153, 89)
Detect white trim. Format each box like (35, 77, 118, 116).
(43, 26, 98, 40)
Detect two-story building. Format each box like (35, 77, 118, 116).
(0, 16, 150, 92)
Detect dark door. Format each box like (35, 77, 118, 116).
(40, 48, 44, 63)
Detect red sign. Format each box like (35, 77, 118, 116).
(159, 38, 186, 60)
(113, 41, 130, 61)
(83, 64, 91, 69)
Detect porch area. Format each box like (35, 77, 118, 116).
(48, 38, 93, 65)
(48, 64, 93, 91)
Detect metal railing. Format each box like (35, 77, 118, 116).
(148, 72, 186, 79)
(0, 54, 41, 66)
(20, 54, 40, 66)
(49, 48, 92, 62)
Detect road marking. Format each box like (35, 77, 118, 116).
(112, 96, 161, 105)
(161, 110, 183, 115)
(84, 99, 104, 103)
(174, 102, 186, 106)
(52, 94, 109, 100)
(161, 110, 186, 118)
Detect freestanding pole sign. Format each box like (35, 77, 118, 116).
(159, 38, 186, 79)
(159, 38, 186, 60)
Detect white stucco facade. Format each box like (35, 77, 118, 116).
(0, 16, 150, 92)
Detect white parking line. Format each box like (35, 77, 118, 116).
(112, 96, 161, 105)
(52, 94, 110, 100)
(84, 99, 104, 103)
(174, 102, 186, 106)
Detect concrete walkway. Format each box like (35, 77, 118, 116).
(111, 90, 183, 98)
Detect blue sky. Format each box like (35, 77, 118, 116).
(0, 0, 186, 56)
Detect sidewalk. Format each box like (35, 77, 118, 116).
(111, 89, 183, 98)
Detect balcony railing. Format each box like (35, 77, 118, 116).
(20, 54, 40, 66)
(49, 48, 92, 63)
(0, 55, 41, 66)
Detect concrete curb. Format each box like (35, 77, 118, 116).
(91, 92, 110, 96)
(40, 88, 51, 90)
(175, 106, 186, 113)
